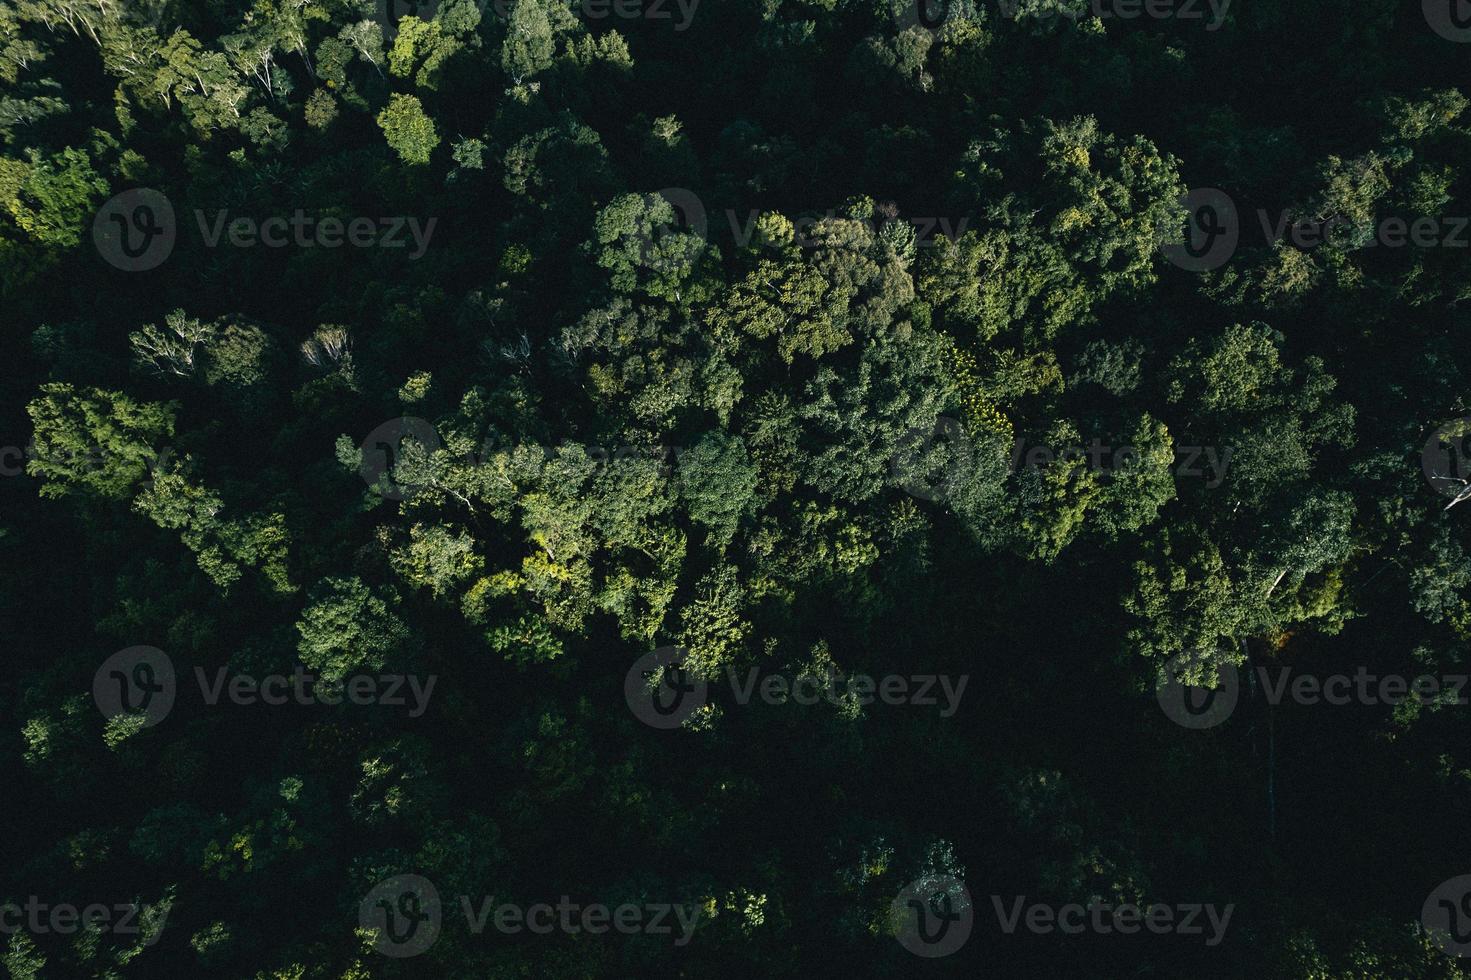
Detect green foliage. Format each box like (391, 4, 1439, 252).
(675, 432, 757, 546)
(589, 192, 718, 304)
(26, 383, 176, 500)
(1, 147, 107, 247)
(376, 93, 438, 165)
(501, 0, 556, 81)
(296, 576, 409, 681)
(4, 3, 1470, 977)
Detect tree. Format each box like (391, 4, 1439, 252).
(500, 0, 554, 82)
(296, 576, 409, 681)
(1, 146, 107, 247)
(587, 192, 718, 305)
(675, 432, 757, 547)
(26, 383, 175, 500)
(130, 310, 214, 379)
(376, 93, 438, 165)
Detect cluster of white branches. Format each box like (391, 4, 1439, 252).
(300, 324, 353, 373)
(129, 310, 215, 378)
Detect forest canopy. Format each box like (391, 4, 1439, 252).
(2, 0, 1471, 976)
